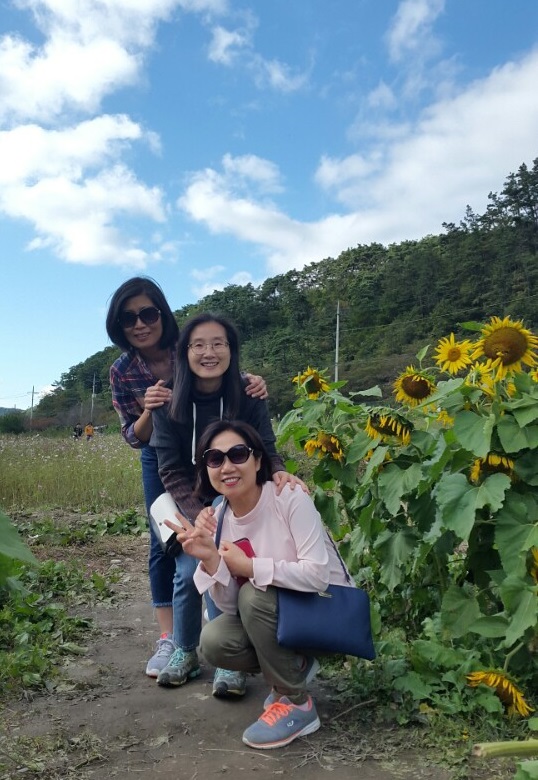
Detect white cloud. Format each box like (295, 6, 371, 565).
(0, 115, 144, 183)
(0, 115, 166, 265)
(6, 164, 165, 266)
(206, 14, 309, 93)
(222, 153, 283, 192)
(0, 0, 231, 124)
(190, 264, 256, 298)
(208, 25, 250, 64)
(179, 49, 538, 273)
(387, 0, 445, 63)
(253, 56, 309, 93)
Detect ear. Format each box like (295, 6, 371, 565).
(254, 456, 262, 473)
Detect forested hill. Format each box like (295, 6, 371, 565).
(37, 159, 538, 424)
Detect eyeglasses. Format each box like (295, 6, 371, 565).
(203, 444, 253, 468)
(188, 340, 229, 355)
(119, 306, 161, 329)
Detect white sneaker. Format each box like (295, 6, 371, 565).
(145, 633, 176, 678)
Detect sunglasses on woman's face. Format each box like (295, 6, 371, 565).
(203, 444, 253, 468)
(118, 306, 161, 329)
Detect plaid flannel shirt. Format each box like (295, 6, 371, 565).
(109, 347, 176, 448)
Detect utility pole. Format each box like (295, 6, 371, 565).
(334, 300, 340, 382)
(29, 386, 35, 428)
(90, 373, 96, 422)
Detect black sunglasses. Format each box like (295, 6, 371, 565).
(118, 306, 161, 329)
(203, 444, 253, 469)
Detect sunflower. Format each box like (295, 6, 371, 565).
(365, 413, 412, 445)
(393, 366, 436, 407)
(436, 409, 454, 427)
(469, 452, 515, 484)
(465, 362, 496, 396)
(471, 316, 538, 380)
(467, 671, 534, 717)
(304, 432, 344, 461)
(292, 367, 330, 399)
(434, 333, 474, 375)
(531, 369, 538, 383)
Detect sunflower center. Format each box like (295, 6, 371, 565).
(447, 347, 463, 361)
(483, 327, 528, 365)
(401, 375, 432, 399)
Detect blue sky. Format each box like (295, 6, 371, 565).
(1, 0, 538, 410)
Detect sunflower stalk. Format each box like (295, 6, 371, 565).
(503, 642, 526, 673)
(472, 740, 538, 759)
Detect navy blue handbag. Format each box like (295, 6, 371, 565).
(276, 536, 376, 660)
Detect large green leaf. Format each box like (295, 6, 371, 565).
(346, 429, 377, 464)
(452, 411, 494, 457)
(469, 614, 510, 638)
(495, 493, 538, 576)
(436, 472, 511, 541)
(440, 584, 482, 638)
(500, 575, 538, 646)
(497, 415, 538, 453)
(513, 760, 538, 780)
(377, 463, 422, 516)
(0, 511, 38, 565)
(514, 449, 538, 486)
(313, 487, 342, 535)
(373, 528, 417, 591)
(507, 389, 538, 427)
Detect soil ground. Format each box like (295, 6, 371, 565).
(1, 528, 509, 780)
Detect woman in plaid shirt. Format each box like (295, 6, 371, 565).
(106, 277, 266, 678)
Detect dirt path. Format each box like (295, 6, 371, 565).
(2, 534, 460, 779)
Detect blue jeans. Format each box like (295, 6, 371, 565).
(172, 553, 222, 650)
(141, 446, 175, 608)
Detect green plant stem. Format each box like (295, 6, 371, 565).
(472, 740, 538, 759)
(503, 642, 525, 673)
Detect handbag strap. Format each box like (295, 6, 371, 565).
(325, 530, 353, 585)
(214, 497, 229, 548)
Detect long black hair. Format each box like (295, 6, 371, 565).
(168, 312, 243, 424)
(106, 276, 179, 351)
(195, 420, 273, 498)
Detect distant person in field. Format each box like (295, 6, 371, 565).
(73, 423, 83, 439)
(105, 277, 267, 681)
(84, 422, 94, 440)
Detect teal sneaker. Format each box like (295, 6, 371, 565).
(242, 696, 320, 749)
(212, 668, 247, 698)
(157, 647, 200, 687)
(263, 656, 320, 708)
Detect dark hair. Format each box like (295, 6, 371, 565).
(169, 312, 242, 423)
(105, 276, 179, 351)
(195, 420, 273, 498)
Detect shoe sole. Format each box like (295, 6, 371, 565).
(157, 667, 201, 687)
(242, 716, 321, 749)
(146, 669, 160, 679)
(212, 685, 246, 698)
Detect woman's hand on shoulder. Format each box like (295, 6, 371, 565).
(244, 373, 268, 400)
(144, 379, 172, 411)
(272, 470, 310, 495)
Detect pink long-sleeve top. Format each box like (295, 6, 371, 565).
(193, 482, 354, 615)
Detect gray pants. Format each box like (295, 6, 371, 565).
(200, 583, 309, 704)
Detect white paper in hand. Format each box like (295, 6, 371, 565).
(149, 492, 179, 545)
